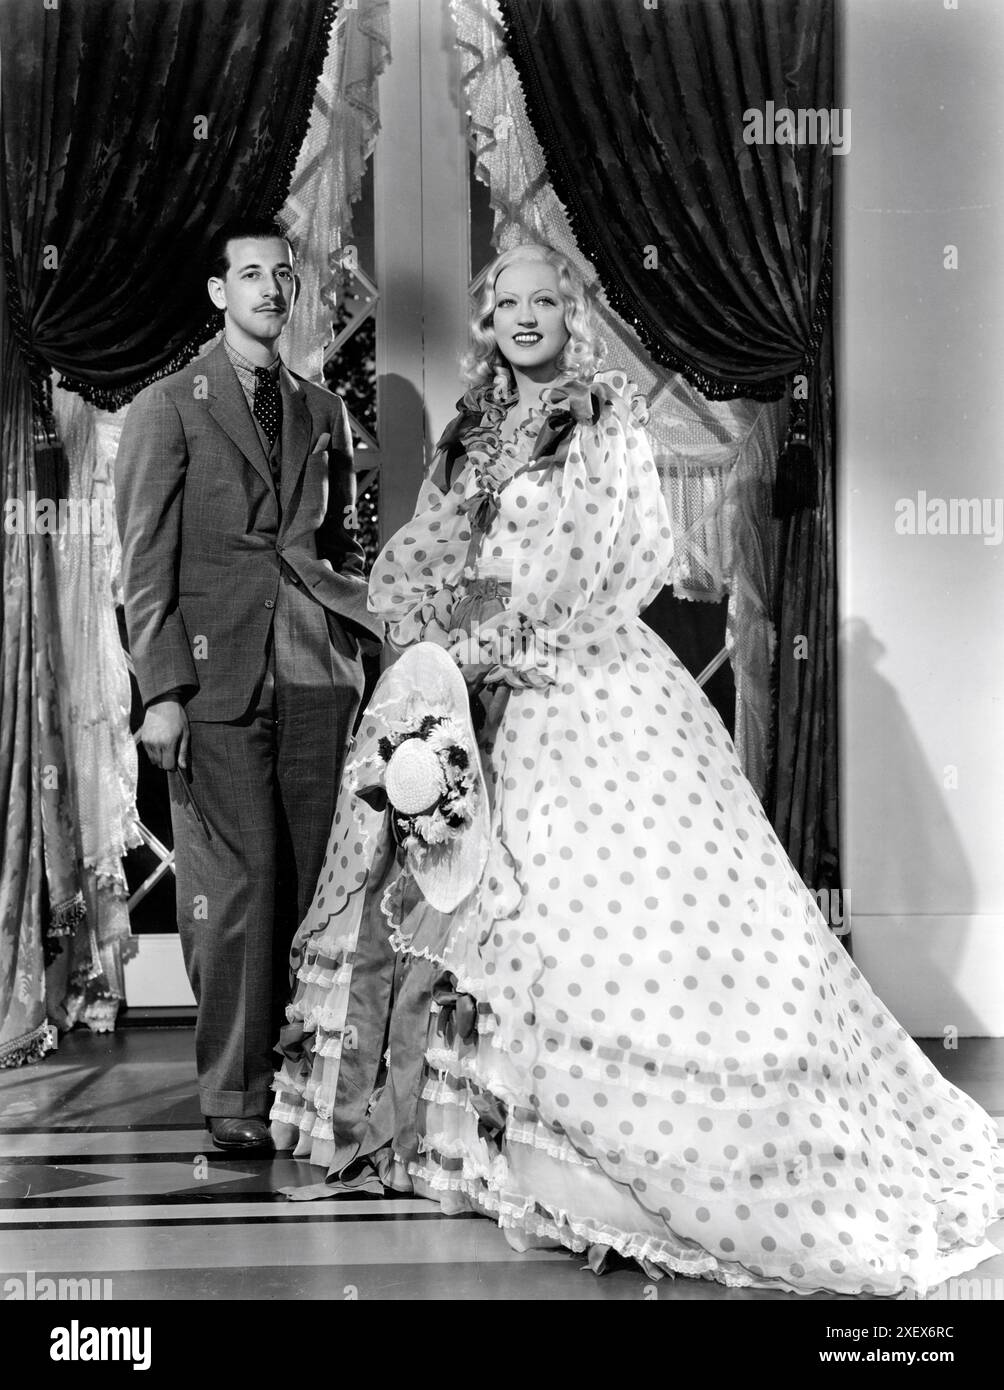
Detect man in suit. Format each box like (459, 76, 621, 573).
(115, 220, 383, 1152)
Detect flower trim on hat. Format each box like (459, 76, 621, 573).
(377, 713, 479, 859)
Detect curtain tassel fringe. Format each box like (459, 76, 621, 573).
(773, 398, 817, 518)
(0, 1022, 58, 1069)
(50, 889, 87, 936)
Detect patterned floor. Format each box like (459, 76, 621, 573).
(1, 1027, 1001, 1301)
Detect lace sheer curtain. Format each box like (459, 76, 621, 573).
(42, 388, 139, 1032)
(280, 0, 391, 382)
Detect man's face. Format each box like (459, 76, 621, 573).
(207, 237, 296, 345)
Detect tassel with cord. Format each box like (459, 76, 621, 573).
(773, 390, 818, 518)
(774, 252, 831, 518)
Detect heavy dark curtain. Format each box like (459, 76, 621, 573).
(0, 0, 336, 1064)
(3, 0, 337, 410)
(769, 324, 839, 891)
(499, 0, 839, 893)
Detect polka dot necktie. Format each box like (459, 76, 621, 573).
(253, 366, 281, 448)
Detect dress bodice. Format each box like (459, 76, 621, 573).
(463, 412, 557, 581)
(474, 469, 557, 580)
(367, 369, 673, 658)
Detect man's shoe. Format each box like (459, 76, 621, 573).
(205, 1116, 274, 1154)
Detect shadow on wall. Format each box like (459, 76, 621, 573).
(841, 615, 977, 1033)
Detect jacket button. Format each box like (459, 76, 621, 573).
(264, 598, 275, 609)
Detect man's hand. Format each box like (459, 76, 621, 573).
(141, 698, 190, 772)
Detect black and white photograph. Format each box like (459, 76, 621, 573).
(0, 0, 1002, 1351)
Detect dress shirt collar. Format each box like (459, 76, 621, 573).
(222, 337, 282, 403)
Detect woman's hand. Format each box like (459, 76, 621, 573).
(461, 664, 497, 687)
(445, 630, 495, 687)
(447, 612, 558, 691)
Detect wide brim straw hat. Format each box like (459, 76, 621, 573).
(368, 641, 490, 913)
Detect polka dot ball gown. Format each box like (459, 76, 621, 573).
(283, 372, 1004, 1296)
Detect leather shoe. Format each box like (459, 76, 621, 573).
(205, 1116, 274, 1154)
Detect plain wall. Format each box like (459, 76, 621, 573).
(839, 0, 1004, 1032)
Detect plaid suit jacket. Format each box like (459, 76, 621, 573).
(115, 340, 383, 721)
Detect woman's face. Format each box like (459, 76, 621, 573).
(492, 260, 570, 376)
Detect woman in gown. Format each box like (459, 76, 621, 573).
(271, 242, 1004, 1297)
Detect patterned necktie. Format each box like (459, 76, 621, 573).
(253, 366, 281, 448)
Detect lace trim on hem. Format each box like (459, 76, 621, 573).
(296, 959, 353, 989)
(424, 1047, 512, 1096)
(408, 1158, 936, 1298)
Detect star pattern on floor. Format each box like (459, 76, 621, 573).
(0, 1160, 260, 1203)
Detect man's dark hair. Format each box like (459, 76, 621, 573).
(206, 219, 295, 281)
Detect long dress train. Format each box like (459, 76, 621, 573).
(271, 371, 1004, 1297)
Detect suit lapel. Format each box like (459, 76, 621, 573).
(205, 343, 274, 495)
(278, 365, 311, 519)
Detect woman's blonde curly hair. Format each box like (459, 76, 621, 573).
(460, 242, 604, 401)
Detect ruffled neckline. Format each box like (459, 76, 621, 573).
(458, 375, 601, 465)
(432, 371, 637, 495)
(459, 373, 586, 430)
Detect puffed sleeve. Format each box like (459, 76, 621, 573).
(484, 370, 672, 683)
(367, 468, 474, 651)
